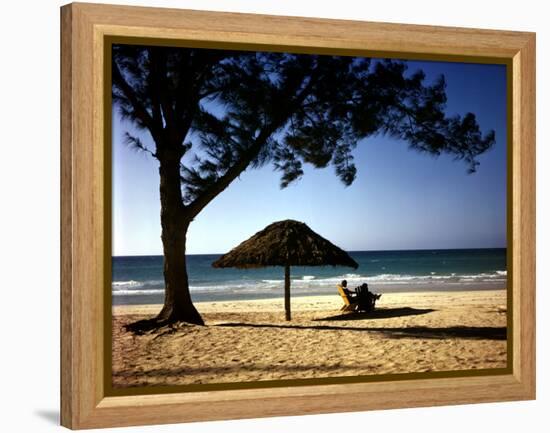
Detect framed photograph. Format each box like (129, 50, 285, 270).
(60, 2, 535, 429)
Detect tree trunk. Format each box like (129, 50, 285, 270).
(284, 265, 291, 321)
(155, 146, 204, 325)
(156, 222, 203, 325)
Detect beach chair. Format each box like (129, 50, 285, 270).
(337, 285, 359, 312)
(338, 284, 382, 313)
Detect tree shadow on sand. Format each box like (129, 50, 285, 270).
(214, 322, 506, 341)
(372, 326, 506, 340)
(114, 362, 367, 381)
(316, 307, 435, 321)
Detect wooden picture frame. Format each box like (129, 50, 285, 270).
(60, 2, 536, 429)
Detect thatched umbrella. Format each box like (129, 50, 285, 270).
(212, 219, 358, 320)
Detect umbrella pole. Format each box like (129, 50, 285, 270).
(284, 265, 291, 321)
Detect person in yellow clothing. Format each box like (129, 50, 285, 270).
(340, 280, 358, 300)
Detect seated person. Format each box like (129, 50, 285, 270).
(357, 282, 382, 301)
(341, 280, 358, 301)
(356, 284, 382, 313)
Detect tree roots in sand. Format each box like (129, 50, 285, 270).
(124, 316, 203, 335)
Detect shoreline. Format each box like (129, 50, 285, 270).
(112, 283, 507, 306)
(112, 288, 506, 315)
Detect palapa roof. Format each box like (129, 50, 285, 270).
(212, 219, 359, 269)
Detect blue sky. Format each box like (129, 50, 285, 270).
(112, 56, 507, 256)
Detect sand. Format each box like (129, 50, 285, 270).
(112, 289, 508, 388)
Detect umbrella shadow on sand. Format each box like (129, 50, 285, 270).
(213, 322, 506, 340)
(316, 307, 436, 321)
(213, 308, 507, 340)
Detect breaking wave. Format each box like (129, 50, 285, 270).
(112, 270, 507, 296)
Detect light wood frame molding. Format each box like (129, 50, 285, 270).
(60, 2, 535, 429)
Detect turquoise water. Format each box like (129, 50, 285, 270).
(112, 248, 506, 305)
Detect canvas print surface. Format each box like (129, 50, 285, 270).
(110, 43, 507, 390)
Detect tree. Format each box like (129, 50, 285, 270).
(112, 45, 495, 329)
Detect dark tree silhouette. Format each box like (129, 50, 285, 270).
(112, 45, 495, 330)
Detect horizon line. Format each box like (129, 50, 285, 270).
(112, 246, 507, 258)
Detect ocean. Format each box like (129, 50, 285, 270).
(112, 248, 507, 306)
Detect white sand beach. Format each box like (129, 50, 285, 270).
(112, 289, 507, 388)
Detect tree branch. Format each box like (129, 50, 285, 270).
(112, 60, 159, 137)
(185, 126, 274, 218)
(185, 69, 320, 218)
